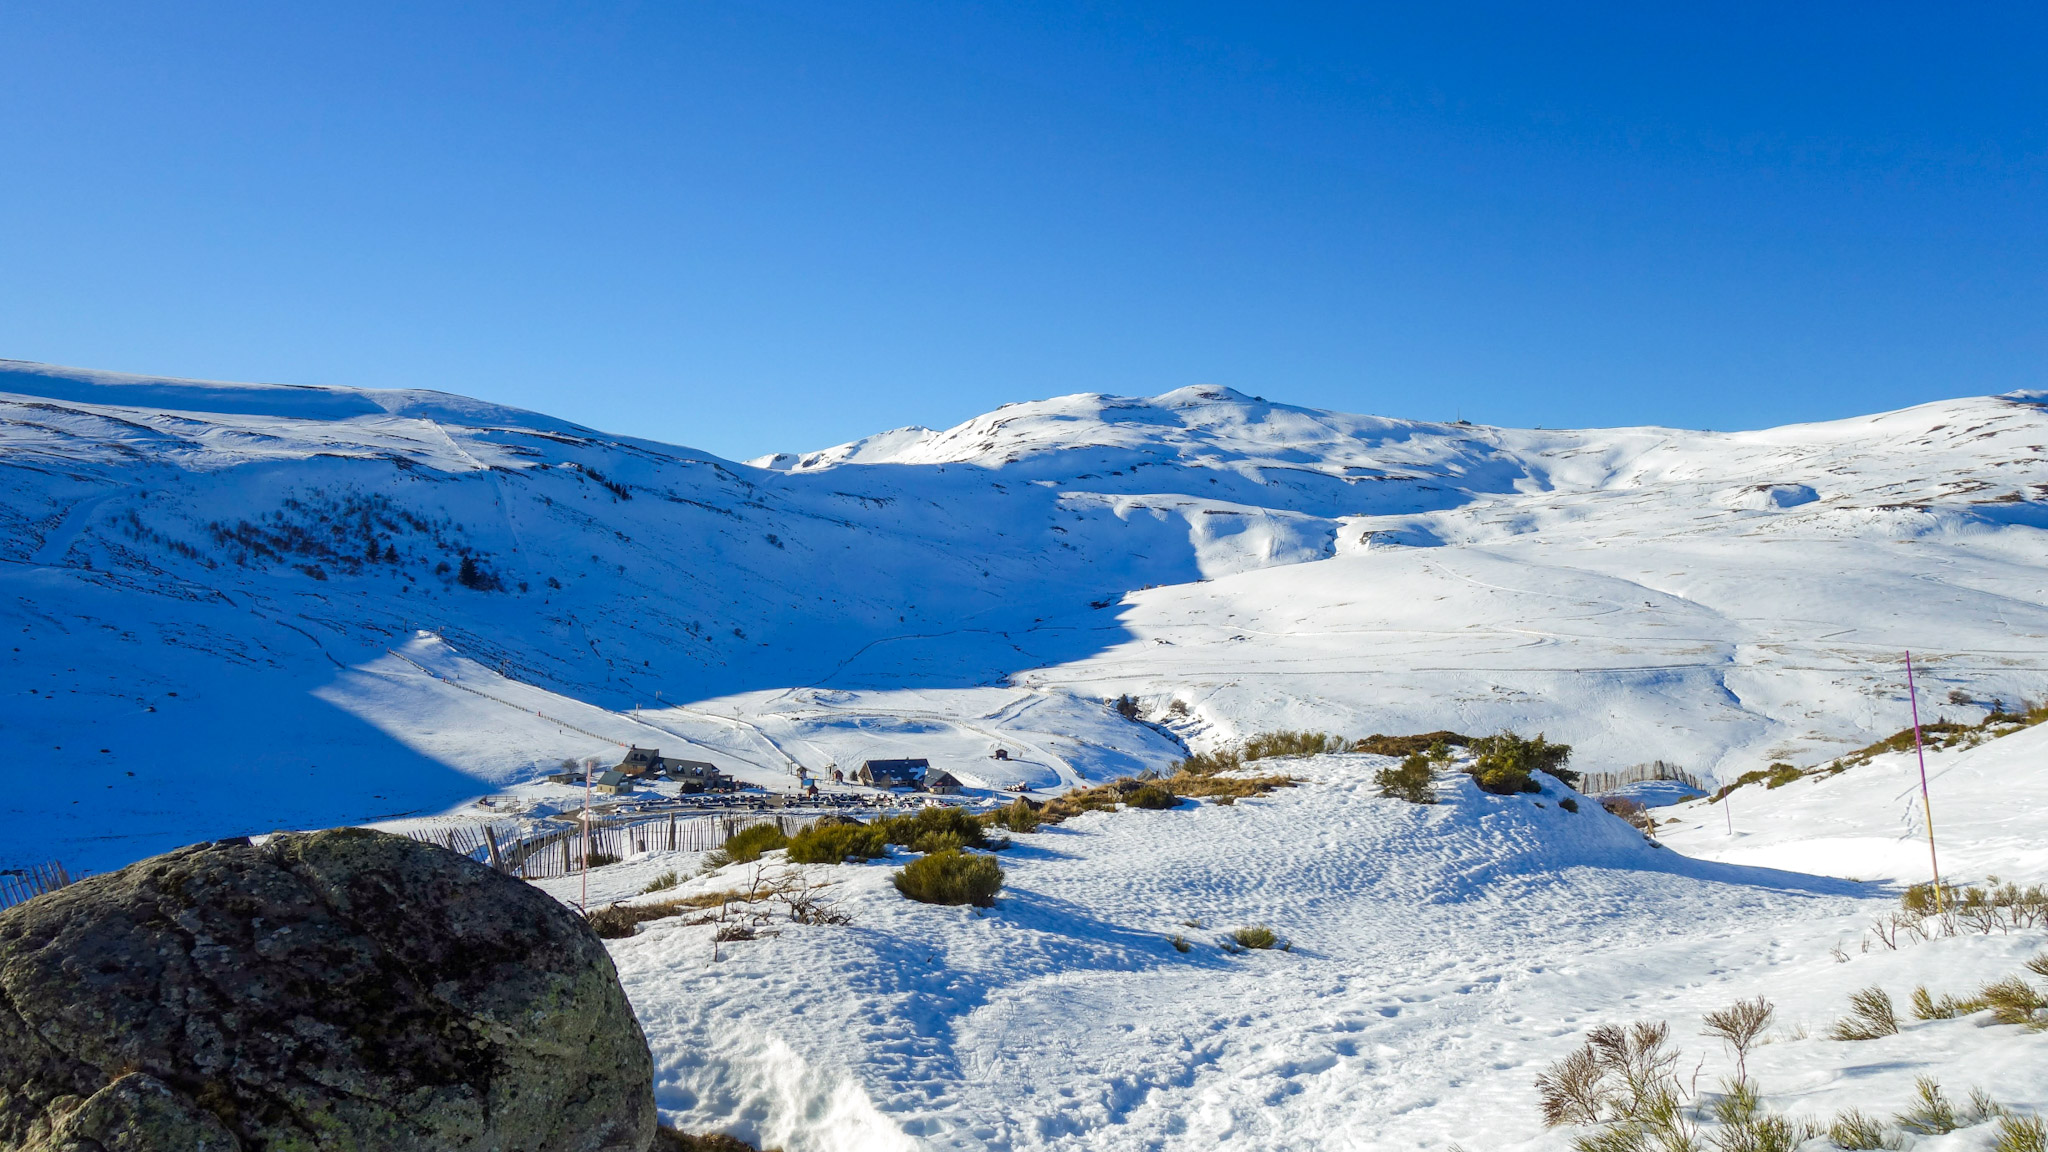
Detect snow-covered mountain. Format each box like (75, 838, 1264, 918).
(4, 358, 2046, 871)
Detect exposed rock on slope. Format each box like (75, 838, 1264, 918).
(0, 828, 654, 1152)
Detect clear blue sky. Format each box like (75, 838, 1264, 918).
(2, 3, 2043, 459)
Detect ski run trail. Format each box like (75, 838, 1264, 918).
(3, 359, 2046, 1149)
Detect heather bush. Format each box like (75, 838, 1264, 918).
(712, 822, 789, 866)
(1466, 731, 1575, 794)
(785, 821, 889, 864)
(641, 869, 680, 894)
(980, 797, 1042, 833)
(879, 805, 989, 852)
(1123, 783, 1181, 809)
(1375, 752, 1437, 804)
(892, 849, 1004, 907)
(1352, 730, 1473, 757)
(1242, 730, 1345, 760)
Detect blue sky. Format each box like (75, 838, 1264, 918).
(1, 3, 2043, 459)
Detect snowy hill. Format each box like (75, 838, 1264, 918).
(3, 358, 2047, 871)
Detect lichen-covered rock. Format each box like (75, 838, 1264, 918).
(0, 828, 655, 1152)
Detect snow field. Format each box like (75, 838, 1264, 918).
(575, 754, 2046, 1150)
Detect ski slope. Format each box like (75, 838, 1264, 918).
(2, 357, 2046, 873)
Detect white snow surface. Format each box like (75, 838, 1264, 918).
(5, 360, 2048, 1148)
(4, 360, 2044, 872)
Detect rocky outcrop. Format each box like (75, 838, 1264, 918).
(0, 828, 655, 1152)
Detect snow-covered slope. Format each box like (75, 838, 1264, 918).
(565, 749, 2048, 1151)
(3, 359, 2046, 871)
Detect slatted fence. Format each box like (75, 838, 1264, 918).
(1577, 760, 1705, 796)
(401, 813, 820, 880)
(0, 861, 77, 913)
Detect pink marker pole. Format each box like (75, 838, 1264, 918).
(1905, 652, 1944, 909)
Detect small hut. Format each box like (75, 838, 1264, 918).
(923, 769, 964, 795)
(591, 770, 635, 796)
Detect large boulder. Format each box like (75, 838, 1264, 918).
(0, 828, 655, 1152)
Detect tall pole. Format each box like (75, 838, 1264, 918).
(581, 759, 592, 913)
(1905, 652, 1944, 911)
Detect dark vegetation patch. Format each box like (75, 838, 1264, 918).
(784, 823, 888, 864)
(654, 1127, 774, 1152)
(1353, 731, 1474, 758)
(892, 849, 1003, 907)
(1464, 732, 1576, 794)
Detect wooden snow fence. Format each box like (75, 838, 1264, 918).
(0, 861, 77, 913)
(1577, 760, 1705, 796)
(401, 813, 821, 880)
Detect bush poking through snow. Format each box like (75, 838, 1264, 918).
(653, 1122, 769, 1151)
(1910, 985, 1983, 1020)
(785, 822, 888, 864)
(1828, 987, 1900, 1040)
(892, 849, 1003, 907)
(710, 822, 788, 867)
(1706, 1077, 1818, 1151)
(1826, 1110, 1899, 1150)
(1242, 730, 1345, 760)
(1375, 752, 1438, 805)
(1168, 934, 1191, 954)
(1891, 1076, 2001, 1136)
(1700, 997, 1773, 1080)
(1173, 748, 1243, 776)
(1227, 925, 1280, 951)
(640, 869, 680, 894)
(980, 798, 1042, 833)
(1122, 784, 1181, 809)
(1977, 975, 2048, 1029)
(1465, 731, 1575, 794)
(1995, 1114, 2048, 1152)
(878, 805, 990, 853)
(1352, 730, 1474, 757)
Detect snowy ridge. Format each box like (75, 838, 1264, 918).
(2, 359, 2046, 872)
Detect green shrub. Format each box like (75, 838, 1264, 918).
(641, 869, 680, 894)
(1709, 763, 1806, 803)
(1352, 731, 1473, 757)
(879, 805, 988, 852)
(979, 798, 1042, 833)
(1242, 731, 1344, 761)
(582, 852, 621, 869)
(1123, 784, 1181, 809)
(716, 822, 788, 865)
(1168, 934, 1191, 953)
(786, 821, 889, 864)
(1466, 731, 1575, 793)
(1559, 797, 1579, 812)
(1829, 986, 1900, 1040)
(1375, 752, 1437, 804)
(892, 849, 1004, 907)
